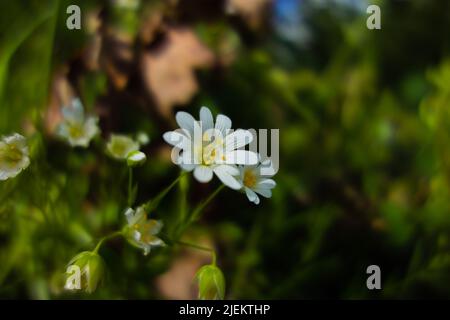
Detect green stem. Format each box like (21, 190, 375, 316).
(174, 184, 225, 239)
(175, 240, 217, 265)
(188, 184, 225, 224)
(144, 171, 186, 212)
(128, 167, 134, 207)
(93, 231, 123, 254)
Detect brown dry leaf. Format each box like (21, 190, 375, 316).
(141, 27, 214, 118)
(226, 0, 272, 28)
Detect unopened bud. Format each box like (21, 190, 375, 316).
(195, 264, 225, 300)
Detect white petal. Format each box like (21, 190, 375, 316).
(3, 134, 27, 150)
(215, 114, 232, 136)
(19, 157, 30, 172)
(253, 187, 272, 198)
(179, 162, 196, 172)
(124, 208, 136, 225)
(127, 151, 146, 164)
(193, 165, 214, 183)
(176, 111, 196, 133)
(224, 129, 253, 152)
(0, 170, 16, 180)
(150, 220, 164, 235)
(217, 164, 240, 176)
(84, 117, 99, 139)
(245, 187, 260, 204)
(259, 158, 271, 166)
(149, 238, 165, 247)
(63, 99, 84, 123)
(213, 165, 242, 190)
(200, 107, 214, 132)
(180, 149, 201, 166)
(143, 246, 151, 255)
(71, 98, 85, 114)
(259, 159, 276, 176)
(256, 178, 276, 189)
(133, 230, 142, 242)
(224, 150, 258, 165)
(163, 131, 190, 149)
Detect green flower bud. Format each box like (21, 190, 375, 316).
(65, 251, 105, 294)
(127, 150, 147, 167)
(195, 264, 226, 300)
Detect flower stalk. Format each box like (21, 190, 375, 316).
(128, 167, 134, 207)
(175, 240, 217, 265)
(143, 171, 186, 213)
(189, 184, 225, 224)
(93, 231, 123, 254)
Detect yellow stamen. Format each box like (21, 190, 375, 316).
(243, 169, 257, 188)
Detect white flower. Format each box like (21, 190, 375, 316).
(237, 159, 276, 205)
(124, 206, 165, 255)
(163, 106, 258, 190)
(57, 98, 99, 147)
(106, 134, 140, 160)
(0, 134, 30, 181)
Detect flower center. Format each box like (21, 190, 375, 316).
(200, 131, 225, 166)
(0, 144, 23, 164)
(202, 144, 220, 165)
(68, 123, 84, 139)
(112, 143, 127, 157)
(243, 169, 257, 188)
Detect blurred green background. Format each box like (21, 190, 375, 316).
(1, 0, 450, 299)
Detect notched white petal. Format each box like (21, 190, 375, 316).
(245, 187, 260, 204)
(215, 114, 232, 135)
(176, 111, 196, 133)
(200, 106, 214, 131)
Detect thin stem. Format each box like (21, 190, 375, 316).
(128, 167, 134, 207)
(175, 240, 217, 265)
(188, 184, 225, 224)
(93, 231, 123, 254)
(144, 171, 187, 212)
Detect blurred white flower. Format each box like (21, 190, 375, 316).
(57, 98, 99, 147)
(136, 132, 150, 146)
(0, 133, 30, 181)
(124, 206, 165, 255)
(237, 159, 276, 205)
(106, 134, 140, 160)
(163, 106, 258, 190)
(111, 0, 140, 10)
